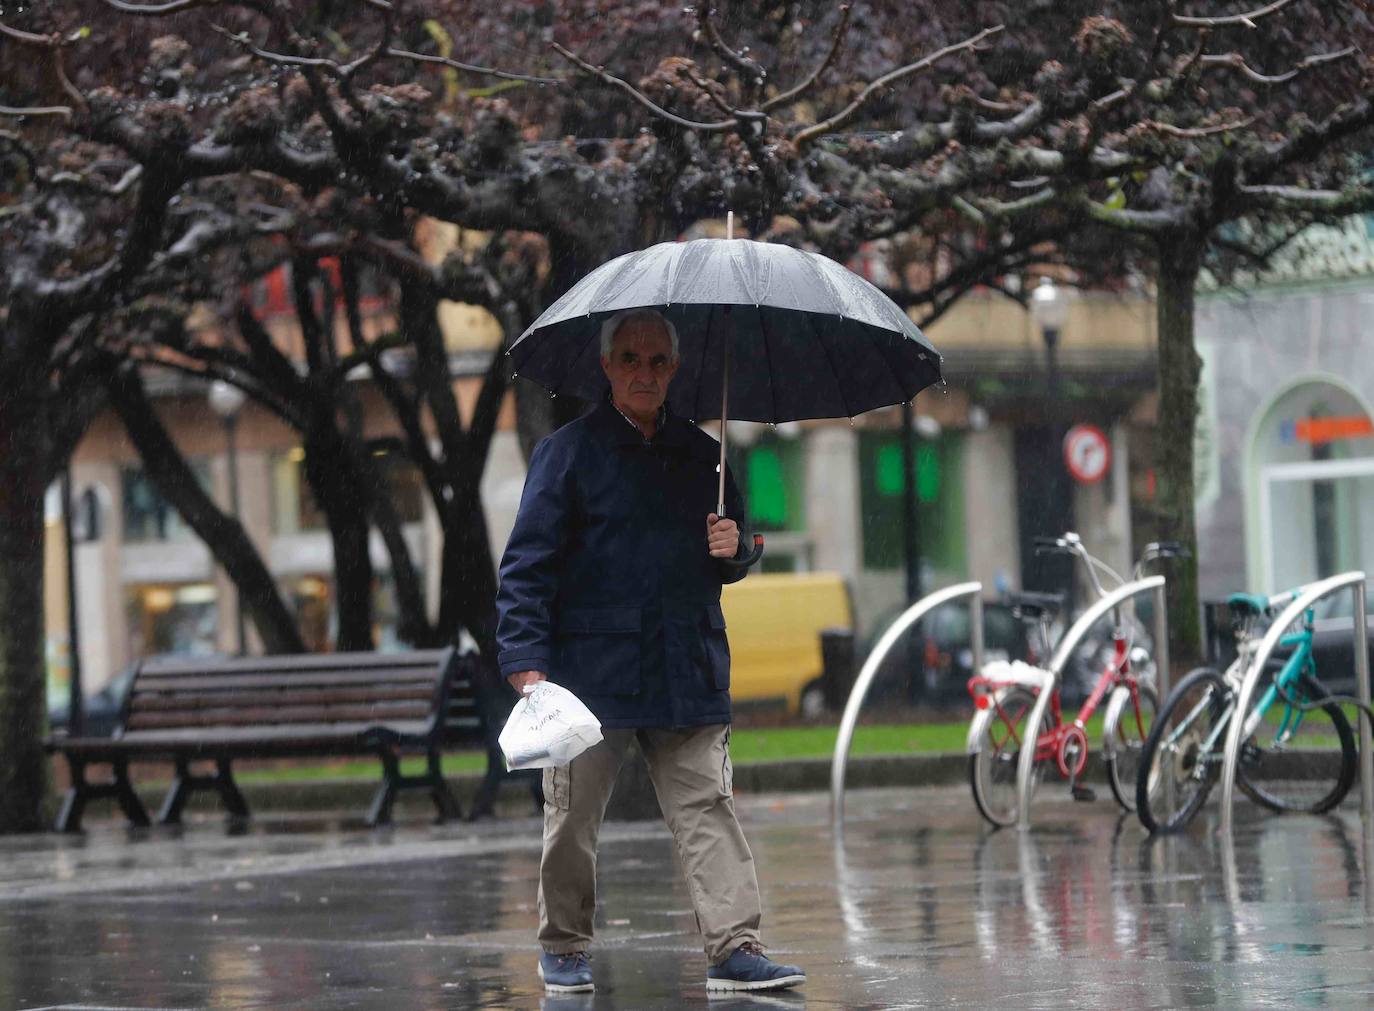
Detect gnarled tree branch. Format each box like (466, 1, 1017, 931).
(793, 25, 1005, 145)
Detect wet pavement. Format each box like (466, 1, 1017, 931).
(3, 785, 1374, 1009)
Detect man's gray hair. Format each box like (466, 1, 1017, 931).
(599, 308, 680, 360)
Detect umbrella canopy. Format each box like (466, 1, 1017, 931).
(509, 238, 942, 424)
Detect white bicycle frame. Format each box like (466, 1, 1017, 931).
(1217, 571, 1371, 837)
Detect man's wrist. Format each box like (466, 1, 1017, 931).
(506, 669, 547, 692)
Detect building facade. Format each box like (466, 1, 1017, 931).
(47, 283, 1162, 709)
(1194, 216, 1374, 603)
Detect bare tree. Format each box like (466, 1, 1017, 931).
(4, 0, 1372, 832)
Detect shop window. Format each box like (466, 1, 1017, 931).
(273, 446, 425, 534)
(271, 449, 328, 534)
(286, 574, 334, 652)
(281, 571, 422, 653)
(125, 582, 220, 659)
(859, 431, 967, 574)
(121, 462, 211, 543)
(374, 447, 427, 524)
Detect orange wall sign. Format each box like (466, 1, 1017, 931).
(1279, 415, 1374, 445)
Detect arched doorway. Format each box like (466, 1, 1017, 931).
(1246, 378, 1374, 592)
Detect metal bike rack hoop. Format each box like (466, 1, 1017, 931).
(1218, 570, 1370, 836)
(1014, 575, 1169, 830)
(830, 581, 983, 824)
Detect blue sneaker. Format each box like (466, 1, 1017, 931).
(706, 941, 805, 991)
(538, 951, 594, 993)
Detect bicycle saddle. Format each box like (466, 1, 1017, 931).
(1226, 592, 1271, 616)
(1005, 590, 1065, 620)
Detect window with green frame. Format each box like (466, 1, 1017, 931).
(725, 434, 805, 533)
(858, 431, 966, 574)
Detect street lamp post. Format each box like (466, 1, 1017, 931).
(1030, 277, 1073, 594)
(60, 468, 84, 736)
(208, 380, 248, 655)
(900, 399, 922, 605)
(1031, 276, 1069, 404)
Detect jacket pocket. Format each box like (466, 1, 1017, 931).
(557, 606, 642, 695)
(703, 603, 731, 691)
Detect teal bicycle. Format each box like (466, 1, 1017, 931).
(1136, 588, 1358, 834)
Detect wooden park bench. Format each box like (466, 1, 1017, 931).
(45, 648, 517, 833)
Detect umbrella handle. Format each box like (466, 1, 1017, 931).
(719, 533, 765, 571)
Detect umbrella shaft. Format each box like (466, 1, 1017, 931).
(718, 330, 729, 517)
(719, 209, 733, 517)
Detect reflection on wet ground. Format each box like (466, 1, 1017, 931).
(2, 786, 1373, 1009)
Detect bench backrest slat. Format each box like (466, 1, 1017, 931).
(137, 652, 445, 676)
(125, 702, 434, 730)
(133, 686, 436, 711)
(133, 668, 438, 693)
(115, 648, 472, 744)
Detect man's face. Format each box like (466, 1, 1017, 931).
(601, 316, 679, 418)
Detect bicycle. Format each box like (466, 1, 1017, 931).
(1135, 588, 1358, 834)
(966, 534, 1184, 827)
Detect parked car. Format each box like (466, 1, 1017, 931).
(1206, 589, 1374, 698)
(863, 598, 1033, 709)
(721, 571, 854, 716)
(48, 653, 227, 737)
(1308, 587, 1374, 696)
(47, 662, 137, 737)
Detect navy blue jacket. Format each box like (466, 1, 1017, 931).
(495, 398, 748, 729)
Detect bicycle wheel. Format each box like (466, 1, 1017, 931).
(1104, 681, 1158, 812)
(1137, 667, 1228, 834)
(1236, 670, 1357, 814)
(968, 685, 1052, 827)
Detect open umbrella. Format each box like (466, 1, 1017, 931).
(509, 216, 944, 565)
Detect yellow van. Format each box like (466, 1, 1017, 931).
(720, 571, 854, 715)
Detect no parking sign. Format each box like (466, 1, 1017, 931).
(1063, 425, 1111, 484)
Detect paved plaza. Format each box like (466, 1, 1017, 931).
(3, 784, 1374, 1009)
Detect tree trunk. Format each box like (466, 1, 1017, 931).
(334, 270, 432, 647)
(1154, 238, 1205, 668)
(302, 421, 376, 652)
(108, 367, 307, 654)
(360, 452, 432, 647)
(0, 331, 51, 833)
(438, 475, 500, 657)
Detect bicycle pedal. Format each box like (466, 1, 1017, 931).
(1070, 785, 1097, 802)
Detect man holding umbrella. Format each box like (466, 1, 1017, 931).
(496, 307, 806, 994)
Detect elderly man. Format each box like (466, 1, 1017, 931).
(495, 308, 806, 994)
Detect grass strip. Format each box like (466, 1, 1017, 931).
(231, 721, 978, 786)
(210, 710, 1352, 788)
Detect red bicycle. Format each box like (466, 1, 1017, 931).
(966, 534, 1185, 827)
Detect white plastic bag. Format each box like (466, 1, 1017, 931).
(980, 658, 1054, 689)
(499, 681, 604, 771)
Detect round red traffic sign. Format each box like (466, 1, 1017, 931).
(1063, 425, 1111, 484)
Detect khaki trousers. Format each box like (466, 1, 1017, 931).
(537, 724, 762, 964)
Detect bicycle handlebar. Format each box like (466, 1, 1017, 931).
(1146, 540, 1191, 559)
(1032, 535, 1072, 555)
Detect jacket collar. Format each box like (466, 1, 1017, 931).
(589, 396, 693, 452)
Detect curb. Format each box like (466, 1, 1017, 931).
(240, 752, 988, 820)
(106, 752, 978, 824)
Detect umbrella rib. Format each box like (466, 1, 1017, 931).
(863, 321, 916, 407)
(799, 250, 854, 319)
(695, 302, 716, 422)
(811, 311, 855, 420)
(757, 303, 780, 425)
